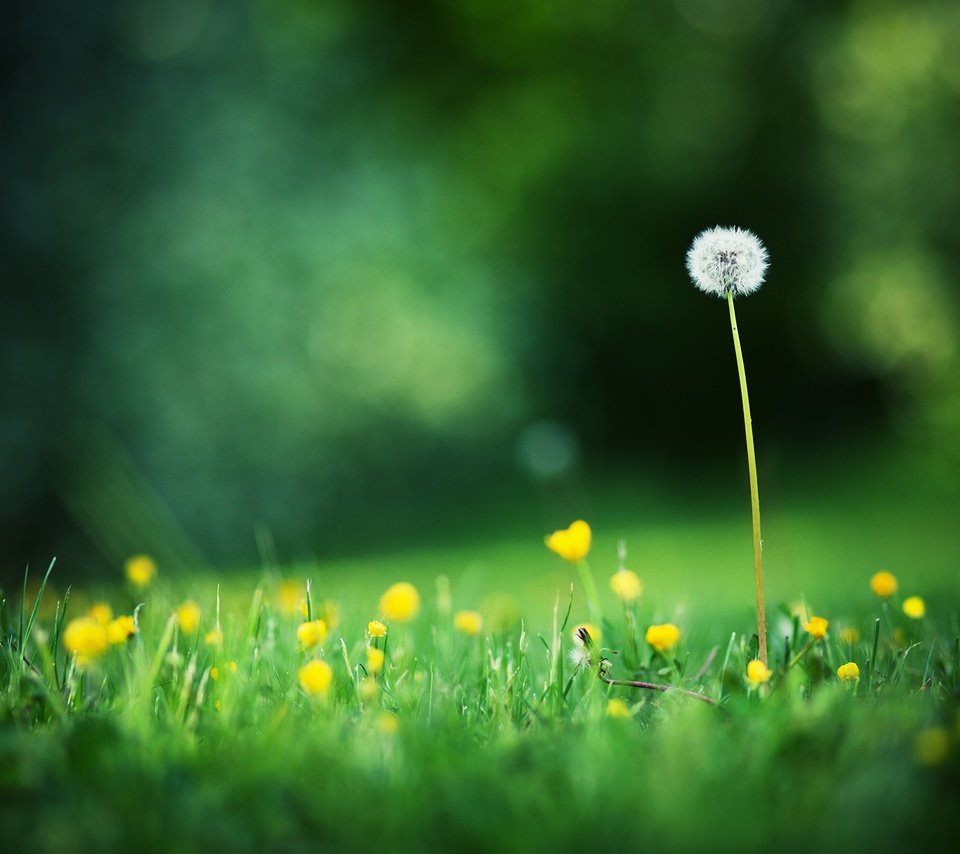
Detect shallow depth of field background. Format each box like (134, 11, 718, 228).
(3, 1, 959, 597)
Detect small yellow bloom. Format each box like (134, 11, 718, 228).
(278, 580, 305, 616)
(366, 646, 385, 674)
(359, 676, 379, 701)
(840, 627, 860, 645)
(226, 660, 238, 673)
(609, 569, 643, 602)
(210, 666, 219, 682)
(606, 698, 631, 718)
(214, 699, 222, 712)
(645, 623, 681, 653)
(177, 601, 202, 635)
(746, 659, 773, 685)
(298, 659, 333, 696)
(914, 727, 950, 766)
(379, 582, 420, 622)
(376, 711, 399, 734)
(204, 628, 223, 646)
(453, 610, 483, 636)
(544, 520, 591, 562)
(320, 600, 341, 632)
(297, 619, 328, 649)
(902, 596, 925, 620)
(870, 570, 898, 599)
(804, 616, 829, 639)
(88, 602, 113, 625)
(125, 554, 156, 588)
(572, 623, 602, 646)
(368, 620, 387, 639)
(63, 617, 109, 663)
(837, 661, 860, 681)
(107, 615, 136, 645)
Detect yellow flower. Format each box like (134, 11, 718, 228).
(837, 661, 860, 681)
(870, 570, 898, 599)
(63, 617, 109, 664)
(88, 602, 113, 625)
(204, 628, 223, 646)
(359, 676, 379, 701)
(177, 601, 202, 635)
(379, 582, 420, 622)
(544, 520, 591, 562)
(804, 616, 829, 639)
(606, 699, 631, 718)
(278, 580, 305, 617)
(297, 619, 328, 649)
(125, 554, 156, 588)
(376, 711, 399, 734)
(298, 659, 333, 696)
(645, 623, 681, 653)
(840, 627, 860, 645)
(107, 615, 136, 645)
(366, 646, 385, 674)
(914, 727, 950, 766)
(453, 610, 483, 636)
(214, 699, 222, 712)
(368, 620, 387, 639)
(746, 659, 773, 685)
(902, 596, 925, 620)
(211, 661, 237, 682)
(320, 600, 341, 632)
(609, 569, 643, 603)
(572, 623, 602, 646)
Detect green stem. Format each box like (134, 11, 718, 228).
(576, 559, 602, 622)
(727, 292, 767, 666)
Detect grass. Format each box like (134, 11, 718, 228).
(2, 455, 959, 852)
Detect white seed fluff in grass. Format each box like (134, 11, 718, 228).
(686, 226, 769, 298)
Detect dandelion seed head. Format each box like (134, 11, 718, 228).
(686, 226, 769, 298)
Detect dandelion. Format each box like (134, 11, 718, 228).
(837, 662, 860, 681)
(746, 659, 773, 685)
(609, 569, 643, 603)
(88, 602, 113, 625)
(278, 580, 305, 616)
(606, 699, 631, 718)
(544, 520, 591, 562)
(366, 646, 385, 674)
(210, 662, 237, 682)
(840, 627, 860, 645)
(204, 628, 223, 646)
(297, 619, 328, 649)
(367, 620, 388, 639)
(177, 601, 202, 635)
(804, 616, 829, 639)
(687, 226, 770, 665)
(298, 659, 333, 696)
(378, 582, 420, 622)
(63, 617, 109, 665)
(645, 623, 681, 653)
(359, 677, 379, 701)
(453, 610, 483, 636)
(914, 727, 950, 766)
(107, 615, 136, 645)
(902, 596, 925, 619)
(377, 711, 399, 734)
(870, 570, 898, 599)
(125, 554, 156, 588)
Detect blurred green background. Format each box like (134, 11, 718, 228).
(3, 0, 960, 581)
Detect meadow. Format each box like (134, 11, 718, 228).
(2, 450, 958, 853)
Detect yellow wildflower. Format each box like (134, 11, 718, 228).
(376, 711, 399, 734)
(902, 596, 925, 619)
(214, 699, 222, 712)
(297, 619, 328, 649)
(544, 520, 591, 562)
(278, 580, 305, 617)
(204, 628, 223, 646)
(572, 623, 602, 646)
(453, 610, 483, 636)
(379, 582, 420, 622)
(177, 601, 202, 635)
(298, 659, 333, 696)
(837, 661, 860, 681)
(746, 659, 773, 685)
(107, 615, 136, 645)
(366, 646, 385, 674)
(840, 627, 860, 645)
(804, 616, 829, 639)
(645, 623, 681, 653)
(88, 602, 113, 625)
(211, 661, 237, 681)
(914, 727, 950, 766)
(359, 677, 379, 701)
(870, 570, 898, 599)
(125, 554, 156, 588)
(63, 617, 109, 664)
(609, 569, 643, 603)
(368, 620, 387, 639)
(606, 699, 631, 718)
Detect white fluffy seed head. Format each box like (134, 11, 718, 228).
(685, 226, 769, 298)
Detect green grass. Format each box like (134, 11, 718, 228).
(2, 457, 959, 852)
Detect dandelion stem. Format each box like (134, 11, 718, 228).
(727, 292, 767, 666)
(598, 671, 717, 706)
